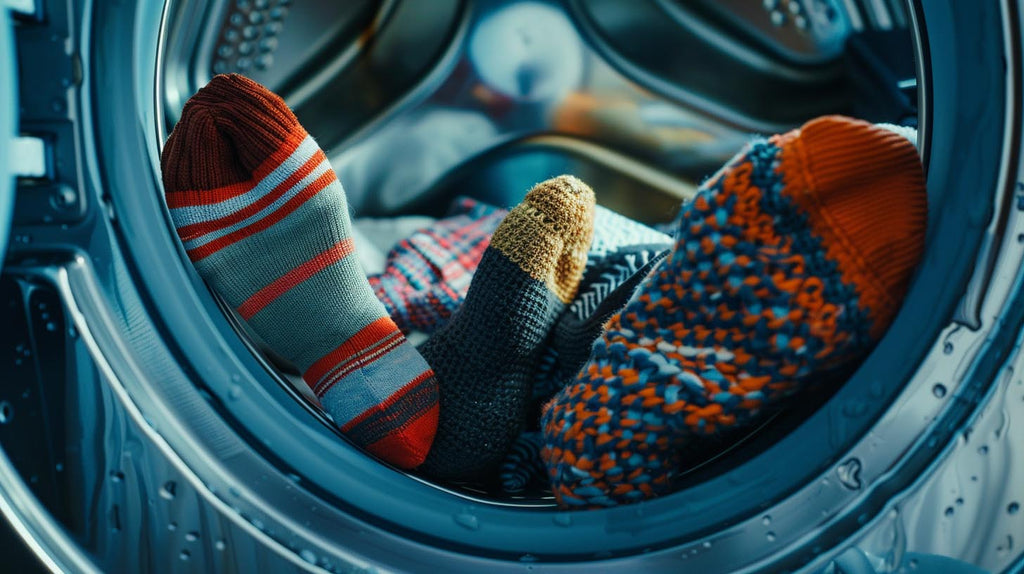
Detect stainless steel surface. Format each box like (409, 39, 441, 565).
(324, 0, 750, 216)
(3, 0, 1023, 572)
(163, 0, 767, 218)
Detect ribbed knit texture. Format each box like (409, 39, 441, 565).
(542, 116, 927, 508)
(161, 74, 439, 470)
(418, 176, 596, 481)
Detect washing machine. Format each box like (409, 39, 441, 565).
(0, 0, 1022, 572)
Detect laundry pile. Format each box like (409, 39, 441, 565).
(160, 74, 926, 509)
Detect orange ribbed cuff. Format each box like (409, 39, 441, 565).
(772, 116, 927, 336)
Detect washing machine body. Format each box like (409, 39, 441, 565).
(0, 1, 1022, 572)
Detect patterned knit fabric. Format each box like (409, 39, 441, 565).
(367, 200, 672, 343)
(542, 116, 927, 507)
(499, 245, 668, 493)
(161, 74, 438, 470)
(530, 242, 671, 405)
(418, 176, 596, 481)
(368, 198, 505, 334)
(501, 431, 548, 493)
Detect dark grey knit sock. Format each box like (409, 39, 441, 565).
(418, 176, 596, 481)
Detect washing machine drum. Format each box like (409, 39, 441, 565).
(0, 1, 1021, 572)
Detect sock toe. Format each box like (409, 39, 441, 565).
(773, 115, 927, 335)
(161, 73, 303, 194)
(492, 175, 596, 303)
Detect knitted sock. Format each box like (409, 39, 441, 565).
(500, 431, 548, 493)
(368, 198, 506, 335)
(530, 207, 675, 405)
(418, 176, 596, 481)
(542, 116, 927, 507)
(161, 74, 438, 470)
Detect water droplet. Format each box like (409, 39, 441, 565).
(179, 550, 190, 561)
(229, 486, 241, 497)
(979, 445, 989, 455)
(228, 385, 243, 400)
(996, 535, 1014, 556)
(956, 498, 964, 506)
(55, 462, 63, 472)
(766, 532, 776, 542)
(971, 475, 979, 482)
(160, 481, 177, 500)
(842, 399, 867, 417)
(109, 470, 124, 482)
(300, 549, 317, 564)
(454, 512, 479, 530)
(945, 506, 955, 517)
(943, 342, 954, 354)
(520, 554, 537, 563)
(1009, 502, 1020, 515)
(857, 513, 870, 525)
(110, 504, 121, 532)
(185, 531, 199, 542)
(762, 515, 772, 526)
(909, 558, 918, 569)
(701, 541, 712, 549)
(1017, 233, 1024, 244)
(45, 322, 56, 332)
(67, 326, 78, 339)
(215, 539, 227, 551)
(837, 458, 862, 490)
(168, 522, 178, 531)
(0, 402, 14, 424)
(932, 384, 947, 398)
(868, 380, 884, 398)
(553, 514, 572, 527)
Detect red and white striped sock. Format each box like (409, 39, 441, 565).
(160, 74, 438, 469)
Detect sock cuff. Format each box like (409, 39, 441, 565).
(772, 115, 927, 335)
(162, 74, 304, 196)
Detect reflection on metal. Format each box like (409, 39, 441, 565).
(5, 260, 327, 572)
(10, 137, 48, 179)
(950, 0, 1021, 331)
(323, 0, 749, 215)
(0, 442, 100, 573)
(519, 135, 699, 202)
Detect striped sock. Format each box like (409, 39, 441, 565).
(160, 74, 438, 470)
(418, 176, 596, 481)
(542, 116, 927, 507)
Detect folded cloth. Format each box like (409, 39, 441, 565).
(352, 215, 438, 276)
(368, 198, 506, 335)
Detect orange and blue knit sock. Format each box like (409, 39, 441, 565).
(541, 116, 927, 507)
(161, 74, 439, 469)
